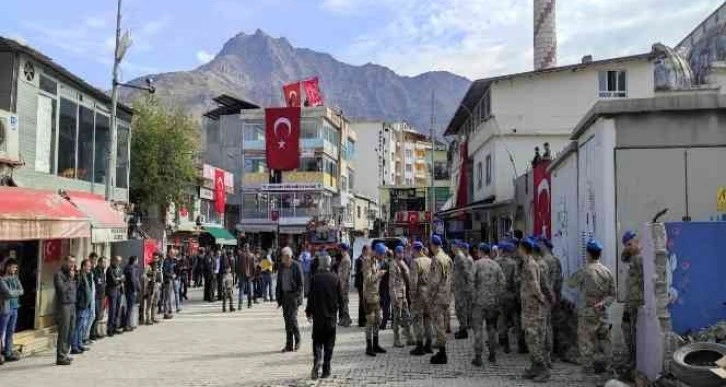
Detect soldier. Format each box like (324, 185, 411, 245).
(144, 253, 163, 325)
(567, 239, 615, 375)
(452, 241, 473, 340)
(539, 236, 563, 362)
(337, 243, 352, 327)
(470, 243, 506, 366)
(428, 235, 453, 365)
(389, 245, 414, 348)
(532, 236, 555, 369)
(520, 237, 550, 382)
(621, 231, 643, 378)
(409, 241, 434, 356)
(496, 241, 520, 354)
(510, 238, 528, 354)
(363, 243, 387, 356)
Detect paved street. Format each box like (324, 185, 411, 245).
(1, 288, 593, 386)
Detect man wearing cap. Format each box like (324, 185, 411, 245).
(451, 241, 473, 340)
(519, 237, 550, 382)
(337, 243, 352, 327)
(621, 231, 643, 378)
(389, 245, 414, 348)
(409, 241, 434, 356)
(567, 239, 615, 375)
(496, 241, 520, 354)
(363, 243, 387, 356)
(276, 246, 304, 352)
(427, 235, 453, 364)
(470, 243, 506, 366)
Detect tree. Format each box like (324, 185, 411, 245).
(129, 97, 200, 213)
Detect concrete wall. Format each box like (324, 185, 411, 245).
(351, 121, 385, 202)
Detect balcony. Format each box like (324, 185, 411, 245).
(243, 172, 268, 186)
(243, 172, 338, 191)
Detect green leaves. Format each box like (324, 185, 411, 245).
(129, 96, 200, 211)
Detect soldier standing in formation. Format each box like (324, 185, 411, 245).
(519, 237, 550, 382)
(337, 243, 352, 328)
(621, 231, 643, 379)
(363, 243, 387, 357)
(470, 242, 505, 366)
(533, 238, 554, 369)
(409, 241, 433, 356)
(451, 241, 473, 340)
(567, 239, 616, 375)
(144, 253, 163, 325)
(389, 245, 414, 348)
(538, 236, 563, 361)
(427, 235, 453, 365)
(495, 241, 520, 354)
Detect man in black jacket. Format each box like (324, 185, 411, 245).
(90, 256, 107, 340)
(276, 246, 304, 352)
(123, 256, 141, 331)
(305, 253, 342, 380)
(54, 256, 77, 365)
(354, 246, 369, 327)
(106, 256, 125, 337)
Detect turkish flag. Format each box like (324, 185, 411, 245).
(265, 107, 301, 171)
(214, 168, 226, 214)
(533, 161, 551, 239)
(408, 211, 420, 224)
(44, 239, 62, 263)
(302, 77, 324, 106)
(143, 239, 157, 265)
(283, 82, 301, 107)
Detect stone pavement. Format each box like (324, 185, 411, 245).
(0, 288, 595, 386)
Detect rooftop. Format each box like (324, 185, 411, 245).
(203, 94, 260, 120)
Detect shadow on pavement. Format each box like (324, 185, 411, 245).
(181, 349, 281, 362)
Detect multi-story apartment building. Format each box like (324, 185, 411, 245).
(204, 101, 356, 249)
(0, 37, 131, 336)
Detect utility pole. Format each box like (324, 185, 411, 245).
(429, 90, 436, 236)
(105, 0, 122, 201)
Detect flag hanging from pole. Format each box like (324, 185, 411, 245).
(265, 107, 301, 171)
(214, 169, 226, 214)
(302, 77, 324, 106)
(282, 82, 302, 107)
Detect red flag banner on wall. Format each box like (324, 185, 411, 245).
(214, 168, 226, 214)
(282, 82, 301, 107)
(43, 239, 62, 263)
(533, 161, 552, 239)
(265, 107, 301, 171)
(143, 239, 157, 265)
(302, 77, 324, 106)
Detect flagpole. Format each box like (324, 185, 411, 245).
(430, 90, 436, 236)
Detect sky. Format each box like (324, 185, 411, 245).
(1, 0, 722, 89)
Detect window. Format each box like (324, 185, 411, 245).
(405, 178, 413, 186)
(35, 94, 57, 173)
(405, 149, 413, 158)
(57, 98, 78, 178)
(347, 168, 354, 190)
(434, 161, 449, 180)
(244, 158, 267, 173)
(243, 122, 264, 142)
(300, 156, 320, 172)
(341, 176, 348, 192)
(405, 164, 413, 172)
(77, 106, 94, 182)
(94, 114, 109, 184)
(324, 158, 338, 176)
(357, 205, 362, 219)
(476, 161, 483, 190)
(301, 119, 318, 139)
(345, 139, 355, 160)
(599, 70, 627, 98)
(39, 74, 57, 95)
(485, 154, 492, 186)
(117, 124, 130, 188)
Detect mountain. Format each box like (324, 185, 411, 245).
(120, 29, 471, 137)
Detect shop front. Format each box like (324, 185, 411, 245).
(200, 226, 238, 249)
(66, 191, 128, 257)
(0, 187, 91, 332)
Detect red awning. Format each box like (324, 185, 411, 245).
(66, 191, 126, 228)
(0, 187, 90, 241)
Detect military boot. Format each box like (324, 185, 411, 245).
(430, 346, 448, 364)
(410, 341, 426, 356)
(471, 354, 483, 367)
(532, 363, 551, 383)
(424, 339, 434, 354)
(454, 329, 468, 340)
(365, 339, 376, 357)
(373, 335, 387, 353)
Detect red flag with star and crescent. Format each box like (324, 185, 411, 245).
(265, 107, 301, 171)
(214, 169, 226, 214)
(302, 77, 324, 106)
(282, 82, 301, 107)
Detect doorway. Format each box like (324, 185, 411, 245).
(0, 241, 40, 331)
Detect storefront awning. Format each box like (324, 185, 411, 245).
(203, 226, 237, 246)
(0, 187, 90, 241)
(66, 191, 127, 243)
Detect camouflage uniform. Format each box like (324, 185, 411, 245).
(471, 256, 506, 361)
(144, 259, 162, 324)
(409, 253, 433, 345)
(389, 258, 414, 347)
(536, 254, 554, 367)
(567, 261, 615, 373)
(521, 254, 548, 375)
(338, 252, 352, 327)
(362, 256, 383, 342)
(496, 252, 520, 352)
(543, 251, 564, 357)
(452, 250, 473, 332)
(429, 249, 453, 349)
(622, 253, 643, 369)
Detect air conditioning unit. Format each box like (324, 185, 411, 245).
(0, 109, 20, 163)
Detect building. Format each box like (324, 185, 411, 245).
(0, 37, 131, 342)
(350, 120, 394, 200)
(352, 193, 378, 238)
(204, 103, 356, 249)
(441, 48, 675, 243)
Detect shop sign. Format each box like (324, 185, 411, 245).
(92, 227, 128, 243)
(200, 187, 214, 200)
(261, 183, 322, 191)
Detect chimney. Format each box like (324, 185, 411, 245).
(534, 0, 557, 70)
(581, 55, 593, 64)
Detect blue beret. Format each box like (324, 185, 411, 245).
(622, 231, 637, 245)
(501, 242, 516, 253)
(412, 241, 424, 250)
(478, 243, 491, 253)
(586, 239, 603, 254)
(374, 243, 387, 255)
(508, 237, 520, 246)
(431, 235, 443, 246)
(394, 245, 404, 254)
(522, 237, 537, 250)
(338, 243, 349, 250)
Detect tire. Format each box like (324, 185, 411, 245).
(671, 342, 726, 387)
